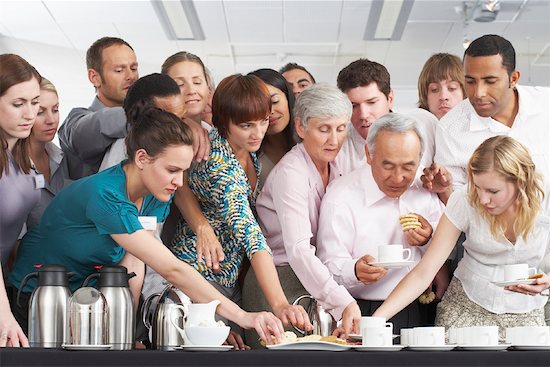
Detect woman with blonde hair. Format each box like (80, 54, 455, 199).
(374, 135, 549, 340)
(417, 53, 465, 120)
(26, 77, 70, 229)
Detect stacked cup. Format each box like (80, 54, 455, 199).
(506, 326, 550, 346)
(361, 317, 393, 347)
(449, 326, 498, 346)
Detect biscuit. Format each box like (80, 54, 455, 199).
(400, 213, 421, 231)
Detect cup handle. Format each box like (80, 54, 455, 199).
(402, 249, 412, 262)
(169, 305, 187, 340)
(385, 322, 393, 329)
(528, 268, 537, 277)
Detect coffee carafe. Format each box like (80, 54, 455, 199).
(17, 264, 73, 348)
(292, 295, 335, 337)
(82, 265, 136, 350)
(142, 284, 191, 351)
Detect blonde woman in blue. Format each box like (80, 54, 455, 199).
(171, 74, 311, 336)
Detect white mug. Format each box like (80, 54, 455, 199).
(362, 326, 393, 346)
(378, 245, 412, 263)
(400, 328, 413, 346)
(460, 326, 499, 346)
(503, 264, 537, 281)
(360, 316, 392, 330)
(413, 327, 445, 346)
(506, 326, 550, 345)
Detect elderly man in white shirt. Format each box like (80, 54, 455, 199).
(334, 58, 437, 176)
(317, 113, 444, 332)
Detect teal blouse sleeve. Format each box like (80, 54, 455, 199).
(86, 187, 143, 235)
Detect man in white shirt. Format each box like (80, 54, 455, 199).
(335, 59, 437, 176)
(317, 113, 445, 331)
(425, 34, 550, 204)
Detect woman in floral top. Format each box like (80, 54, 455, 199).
(171, 74, 311, 339)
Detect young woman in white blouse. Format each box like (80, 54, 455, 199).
(374, 135, 550, 339)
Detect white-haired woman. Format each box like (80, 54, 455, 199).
(243, 84, 362, 347)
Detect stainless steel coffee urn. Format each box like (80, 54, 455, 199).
(82, 265, 135, 350)
(17, 264, 73, 348)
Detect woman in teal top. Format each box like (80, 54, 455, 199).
(9, 107, 287, 344)
(171, 74, 311, 332)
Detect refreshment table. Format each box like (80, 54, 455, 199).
(2, 348, 549, 367)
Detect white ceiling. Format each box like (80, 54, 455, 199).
(1, 0, 549, 112)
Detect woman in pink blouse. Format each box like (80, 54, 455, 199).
(243, 84, 362, 348)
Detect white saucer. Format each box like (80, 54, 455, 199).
(457, 344, 510, 351)
(177, 345, 233, 352)
(493, 279, 537, 287)
(407, 344, 456, 351)
(62, 344, 112, 351)
(348, 334, 399, 341)
(509, 344, 550, 351)
(353, 344, 404, 352)
(368, 260, 415, 269)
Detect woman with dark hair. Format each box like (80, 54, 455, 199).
(170, 74, 311, 340)
(0, 54, 41, 348)
(9, 107, 286, 345)
(248, 69, 297, 188)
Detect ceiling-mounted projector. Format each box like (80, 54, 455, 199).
(473, 0, 501, 22)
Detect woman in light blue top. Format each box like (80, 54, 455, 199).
(0, 54, 41, 348)
(9, 107, 287, 344)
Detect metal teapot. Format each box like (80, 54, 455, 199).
(17, 264, 74, 348)
(142, 284, 191, 350)
(292, 295, 335, 337)
(83, 265, 136, 350)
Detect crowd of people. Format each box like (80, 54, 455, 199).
(1, 33, 549, 349)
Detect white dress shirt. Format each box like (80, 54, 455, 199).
(448, 187, 550, 314)
(434, 85, 550, 189)
(334, 108, 437, 176)
(256, 143, 356, 320)
(317, 165, 444, 301)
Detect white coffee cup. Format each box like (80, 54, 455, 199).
(378, 245, 412, 263)
(362, 326, 393, 346)
(360, 316, 392, 330)
(503, 264, 537, 281)
(506, 326, 550, 345)
(448, 328, 461, 344)
(400, 328, 413, 346)
(413, 327, 445, 346)
(460, 326, 499, 346)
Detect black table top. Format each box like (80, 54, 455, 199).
(2, 348, 549, 367)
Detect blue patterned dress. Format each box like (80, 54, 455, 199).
(171, 128, 270, 288)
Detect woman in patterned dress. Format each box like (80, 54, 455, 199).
(170, 74, 311, 340)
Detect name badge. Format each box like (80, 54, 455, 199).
(34, 174, 45, 189)
(138, 216, 157, 231)
(536, 215, 550, 228)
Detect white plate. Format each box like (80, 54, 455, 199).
(62, 344, 112, 351)
(407, 344, 456, 351)
(348, 334, 398, 341)
(509, 344, 550, 351)
(176, 345, 233, 352)
(457, 344, 510, 351)
(368, 260, 415, 269)
(266, 341, 351, 351)
(353, 344, 404, 352)
(493, 279, 537, 287)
